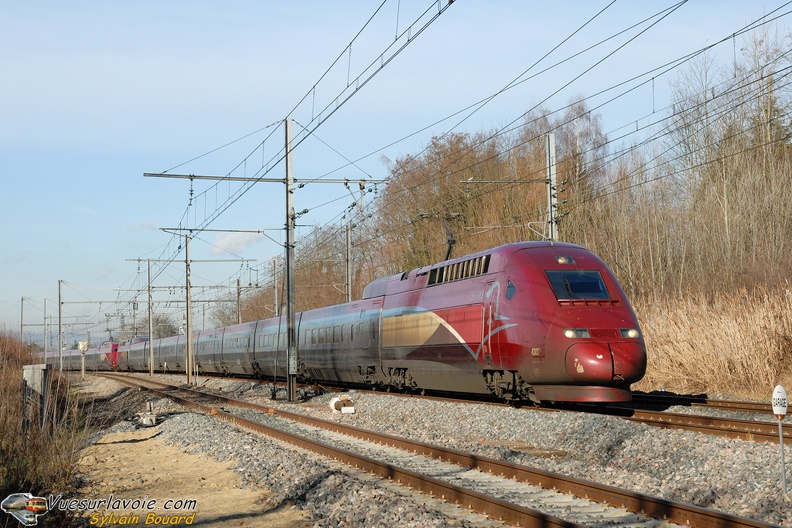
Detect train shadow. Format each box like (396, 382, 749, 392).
(543, 390, 711, 417)
(627, 390, 712, 411)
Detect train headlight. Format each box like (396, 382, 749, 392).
(620, 328, 640, 338)
(564, 328, 590, 338)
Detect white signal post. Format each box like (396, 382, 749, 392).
(772, 384, 788, 493)
(78, 341, 88, 380)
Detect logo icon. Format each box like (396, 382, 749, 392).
(1, 493, 48, 526)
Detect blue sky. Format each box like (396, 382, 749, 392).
(1, 1, 788, 345)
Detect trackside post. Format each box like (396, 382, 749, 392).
(78, 341, 88, 380)
(772, 384, 788, 493)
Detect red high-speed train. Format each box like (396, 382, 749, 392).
(53, 242, 647, 403)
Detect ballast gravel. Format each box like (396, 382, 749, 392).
(94, 378, 792, 527)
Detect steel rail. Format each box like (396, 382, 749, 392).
(631, 393, 773, 414)
(625, 409, 791, 444)
(586, 406, 792, 445)
(101, 373, 779, 528)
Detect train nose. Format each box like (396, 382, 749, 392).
(565, 342, 646, 384)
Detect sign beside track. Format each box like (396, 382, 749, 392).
(772, 385, 787, 421)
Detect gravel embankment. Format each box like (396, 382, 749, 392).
(84, 376, 792, 527)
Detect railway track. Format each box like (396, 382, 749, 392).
(562, 402, 792, 445)
(631, 393, 774, 415)
(98, 373, 779, 528)
(108, 371, 791, 446)
(604, 394, 791, 445)
(608, 407, 791, 445)
(375, 384, 792, 445)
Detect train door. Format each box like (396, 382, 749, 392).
(293, 312, 303, 379)
(275, 314, 286, 379)
(251, 320, 263, 377)
(369, 299, 383, 376)
(484, 280, 501, 368)
(134, 340, 142, 371)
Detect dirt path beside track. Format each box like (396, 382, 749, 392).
(65, 377, 312, 528)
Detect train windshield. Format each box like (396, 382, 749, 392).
(545, 270, 610, 300)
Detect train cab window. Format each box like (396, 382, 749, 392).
(505, 280, 517, 300)
(545, 270, 610, 300)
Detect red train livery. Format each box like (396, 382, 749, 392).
(53, 242, 647, 404)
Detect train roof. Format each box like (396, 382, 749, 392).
(361, 241, 585, 299)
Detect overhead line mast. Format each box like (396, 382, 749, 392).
(285, 118, 297, 401)
(146, 119, 385, 401)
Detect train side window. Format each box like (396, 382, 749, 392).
(505, 280, 517, 300)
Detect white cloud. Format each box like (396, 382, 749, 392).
(128, 220, 158, 232)
(211, 232, 264, 255)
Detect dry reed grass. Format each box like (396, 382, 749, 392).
(0, 333, 85, 510)
(632, 286, 792, 399)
